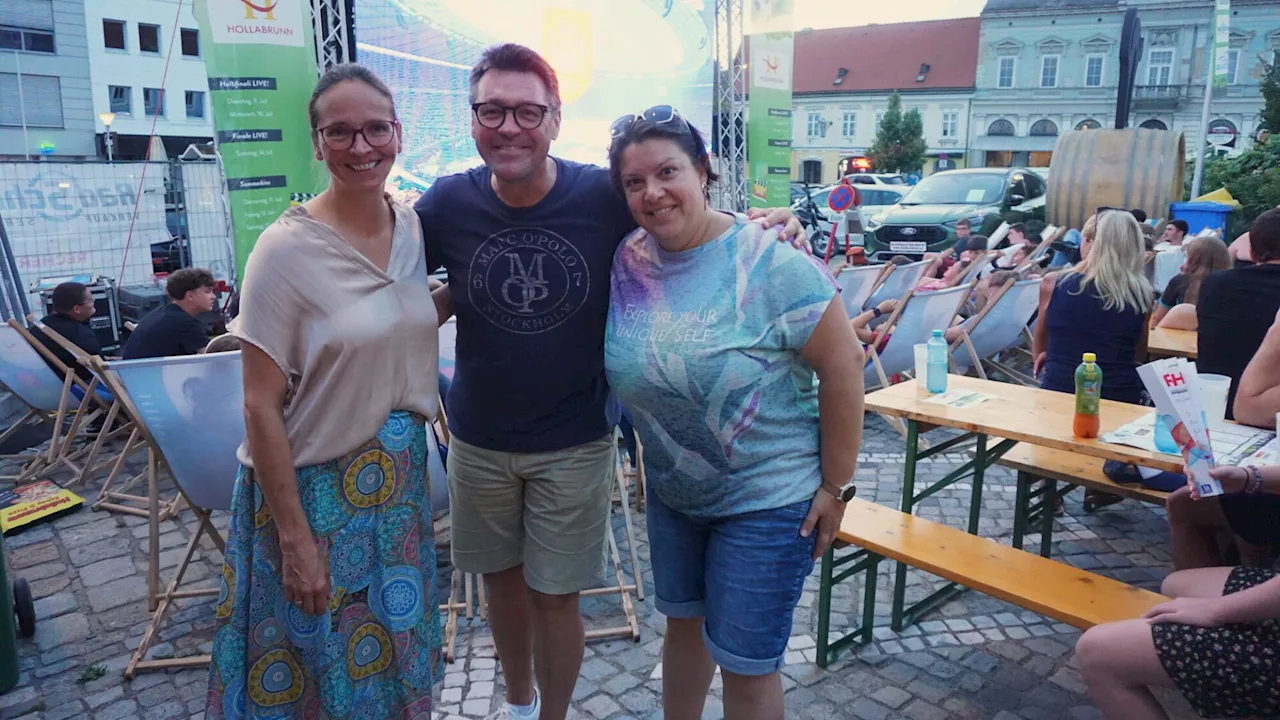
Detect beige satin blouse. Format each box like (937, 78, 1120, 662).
(232, 200, 439, 467)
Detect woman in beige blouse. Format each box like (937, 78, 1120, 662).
(206, 64, 446, 717)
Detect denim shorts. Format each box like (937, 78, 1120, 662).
(646, 490, 816, 676)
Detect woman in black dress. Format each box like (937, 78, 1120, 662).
(1075, 462, 1280, 719)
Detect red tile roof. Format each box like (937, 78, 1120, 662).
(790, 18, 981, 95)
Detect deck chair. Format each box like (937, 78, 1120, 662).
(91, 353, 240, 678)
(864, 282, 974, 435)
(866, 259, 932, 310)
(25, 318, 138, 488)
(949, 278, 1042, 385)
(836, 264, 884, 317)
(0, 321, 107, 483)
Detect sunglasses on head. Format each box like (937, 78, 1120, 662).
(610, 105, 691, 142)
(1095, 206, 1127, 217)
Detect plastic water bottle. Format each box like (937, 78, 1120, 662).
(926, 329, 948, 394)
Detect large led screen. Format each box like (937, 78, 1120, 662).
(353, 0, 715, 201)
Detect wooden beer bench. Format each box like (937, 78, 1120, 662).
(815, 498, 1168, 667)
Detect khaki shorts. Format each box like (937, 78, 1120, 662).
(446, 433, 615, 595)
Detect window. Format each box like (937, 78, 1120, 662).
(103, 19, 125, 49)
(1140, 118, 1168, 131)
(801, 160, 822, 185)
(144, 87, 164, 117)
(180, 28, 199, 57)
(998, 57, 1016, 88)
(1226, 49, 1239, 84)
(941, 110, 958, 139)
(108, 85, 131, 114)
(1147, 49, 1174, 86)
(875, 109, 886, 133)
(185, 90, 204, 119)
(841, 111, 856, 138)
(1030, 119, 1058, 136)
(1085, 54, 1105, 87)
(1040, 56, 1059, 88)
(1024, 173, 1046, 199)
(1076, 118, 1101, 130)
(138, 23, 160, 53)
(988, 118, 1015, 136)
(806, 112, 823, 138)
(0, 73, 64, 128)
(0, 25, 55, 53)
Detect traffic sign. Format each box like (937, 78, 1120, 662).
(829, 184, 856, 212)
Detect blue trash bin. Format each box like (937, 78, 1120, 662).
(1170, 201, 1233, 236)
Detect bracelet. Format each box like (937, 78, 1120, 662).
(1249, 466, 1264, 494)
(872, 307, 883, 318)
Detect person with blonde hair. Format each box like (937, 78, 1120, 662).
(1033, 209, 1152, 404)
(1150, 234, 1231, 329)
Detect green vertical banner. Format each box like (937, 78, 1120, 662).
(747, 0, 794, 209)
(1212, 0, 1230, 90)
(194, 0, 328, 280)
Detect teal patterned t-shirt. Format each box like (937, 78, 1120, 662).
(604, 217, 838, 519)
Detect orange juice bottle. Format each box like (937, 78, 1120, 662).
(1073, 352, 1102, 438)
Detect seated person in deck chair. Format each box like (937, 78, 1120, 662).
(31, 281, 100, 383)
(121, 268, 217, 360)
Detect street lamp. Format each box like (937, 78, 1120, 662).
(99, 111, 115, 162)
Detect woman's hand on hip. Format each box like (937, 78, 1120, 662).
(801, 488, 848, 561)
(280, 535, 331, 615)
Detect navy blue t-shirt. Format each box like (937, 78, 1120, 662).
(415, 158, 633, 453)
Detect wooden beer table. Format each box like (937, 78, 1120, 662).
(1147, 326, 1197, 359)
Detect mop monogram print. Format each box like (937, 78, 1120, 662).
(467, 226, 590, 334)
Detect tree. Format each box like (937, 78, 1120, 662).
(868, 91, 927, 174)
(1262, 58, 1280, 139)
(1186, 135, 1280, 241)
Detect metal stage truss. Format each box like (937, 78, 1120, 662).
(311, 0, 354, 70)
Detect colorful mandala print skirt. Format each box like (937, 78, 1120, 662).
(206, 410, 443, 719)
(1153, 566, 1280, 718)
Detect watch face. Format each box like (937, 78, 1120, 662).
(840, 484, 857, 501)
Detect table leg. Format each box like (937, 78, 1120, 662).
(816, 546, 833, 668)
(1040, 480, 1056, 559)
(967, 434, 987, 535)
(1012, 470, 1029, 551)
(891, 419, 919, 632)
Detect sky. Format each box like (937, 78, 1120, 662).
(792, 0, 988, 30)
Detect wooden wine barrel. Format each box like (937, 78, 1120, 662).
(1046, 128, 1185, 232)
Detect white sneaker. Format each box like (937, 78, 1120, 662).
(483, 690, 540, 720)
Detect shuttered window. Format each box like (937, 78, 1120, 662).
(0, 0, 54, 30)
(0, 73, 64, 128)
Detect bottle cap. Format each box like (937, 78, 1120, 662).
(1082, 352, 1096, 363)
(932, 329, 943, 337)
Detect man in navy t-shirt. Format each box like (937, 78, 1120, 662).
(415, 43, 799, 720)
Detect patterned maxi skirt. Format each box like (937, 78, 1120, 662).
(206, 410, 442, 719)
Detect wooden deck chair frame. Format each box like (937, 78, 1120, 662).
(835, 264, 886, 317)
(946, 277, 1017, 378)
(87, 356, 227, 678)
(1014, 227, 1062, 274)
(26, 317, 139, 487)
(2, 319, 109, 482)
(864, 280, 976, 438)
(866, 259, 932, 311)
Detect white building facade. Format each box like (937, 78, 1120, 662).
(83, 0, 214, 160)
(969, 0, 1278, 168)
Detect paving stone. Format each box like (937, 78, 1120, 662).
(869, 686, 912, 709)
(80, 555, 139, 588)
(8, 541, 59, 569)
(33, 612, 90, 652)
(32, 590, 77, 621)
(903, 700, 950, 720)
(88, 575, 150, 613)
(850, 698, 891, 720)
(581, 694, 623, 718)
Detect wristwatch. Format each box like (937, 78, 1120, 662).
(822, 481, 857, 502)
(871, 307, 883, 319)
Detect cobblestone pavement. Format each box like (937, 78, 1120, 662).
(0, 415, 1197, 719)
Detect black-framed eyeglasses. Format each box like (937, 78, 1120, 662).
(471, 103, 552, 130)
(315, 120, 399, 150)
(609, 105, 690, 142)
(1095, 205, 1126, 217)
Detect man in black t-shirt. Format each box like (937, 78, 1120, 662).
(121, 268, 216, 360)
(31, 282, 101, 382)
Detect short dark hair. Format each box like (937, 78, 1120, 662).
(967, 234, 989, 249)
(1008, 223, 1028, 236)
(469, 43, 561, 109)
(308, 63, 396, 130)
(1168, 219, 1189, 235)
(1130, 209, 1148, 223)
(166, 268, 215, 301)
(607, 116, 719, 200)
(1250, 208, 1280, 264)
(888, 255, 913, 266)
(955, 218, 971, 229)
(52, 282, 89, 314)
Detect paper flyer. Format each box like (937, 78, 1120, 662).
(1137, 358, 1223, 496)
(922, 390, 994, 408)
(1102, 414, 1276, 467)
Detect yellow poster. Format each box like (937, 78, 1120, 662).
(0, 480, 85, 534)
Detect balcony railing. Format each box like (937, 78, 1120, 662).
(1134, 85, 1182, 106)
